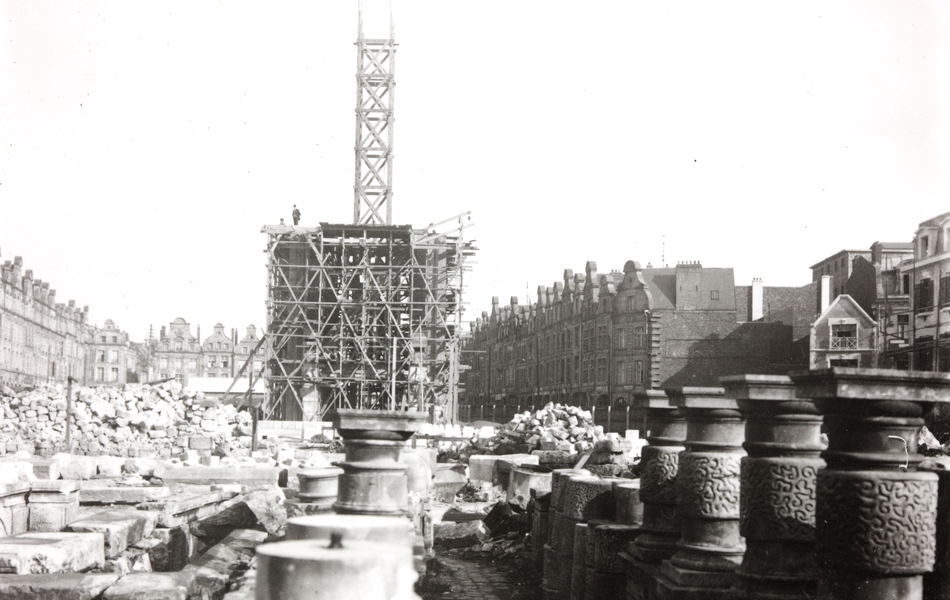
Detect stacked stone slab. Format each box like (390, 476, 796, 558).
(723, 374, 824, 599)
(791, 368, 950, 600)
(543, 468, 590, 599)
(622, 390, 686, 600)
(0, 531, 104, 574)
(656, 387, 746, 600)
(68, 509, 159, 559)
(28, 480, 79, 532)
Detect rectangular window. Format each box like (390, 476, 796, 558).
(596, 357, 607, 383)
(920, 235, 930, 258)
(903, 274, 911, 295)
(96, 367, 104, 381)
(632, 326, 646, 348)
(95, 350, 105, 363)
(110, 367, 119, 382)
(616, 361, 627, 385)
(615, 328, 625, 349)
(100, 336, 106, 343)
(940, 275, 950, 305)
(916, 279, 935, 310)
(108, 349, 118, 364)
(635, 360, 644, 384)
(112, 336, 117, 343)
(222, 357, 229, 368)
(710, 290, 720, 300)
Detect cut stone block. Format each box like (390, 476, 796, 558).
(159, 466, 279, 489)
(0, 484, 30, 537)
(133, 526, 195, 573)
(51, 454, 98, 481)
(0, 532, 104, 574)
(80, 486, 171, 506)
(28, 481, 80, 532)
(433, 520, 489, 549)
(68, 509, 159, 558)
(138, 491, 236, 527)
(468, 454, 539, 486)
(0, 573, 119, 600)
(102, 572, 193, 600)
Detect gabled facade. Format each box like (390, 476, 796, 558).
(152, 317, 202, 385)
(809, 294, 878, 369)
(202, 323, 234, 379)
(86, 319, 131, 385)
(884, 211, 950, 371)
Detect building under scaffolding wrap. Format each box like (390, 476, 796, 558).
(261, 216, 474, 422)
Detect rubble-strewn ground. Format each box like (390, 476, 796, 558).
(420, 547, 542, 600)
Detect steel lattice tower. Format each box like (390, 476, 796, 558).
(353, 5, 395, 226)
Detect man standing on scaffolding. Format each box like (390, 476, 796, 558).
(292, 204, 301, 225)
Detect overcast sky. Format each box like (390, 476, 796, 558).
(2, 1, 948, 340)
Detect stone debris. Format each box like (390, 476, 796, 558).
(496, 403, 603, 453)
(434, 520, 490, 549)
(0, 382, 252, 459)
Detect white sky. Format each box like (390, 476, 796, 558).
(2, 1, 949, 340)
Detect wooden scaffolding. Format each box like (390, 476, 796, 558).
(261, 216, 474, 422)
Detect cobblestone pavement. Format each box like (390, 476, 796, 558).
(419, 548, 543, 600)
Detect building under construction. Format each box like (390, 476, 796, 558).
(259, 8, 474, 423)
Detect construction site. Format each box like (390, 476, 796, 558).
(3, 3, 950, 600)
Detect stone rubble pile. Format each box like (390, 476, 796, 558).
(497, 403, 606, 452)
(0, 381, 254, 457)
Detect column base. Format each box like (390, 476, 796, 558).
(620, 551, 661, 600)
(659, 559, 735, 589)
(818, 571, 923, 600)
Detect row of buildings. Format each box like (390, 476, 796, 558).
(1, 255, 263, 388)
(459, 210, 950, 411)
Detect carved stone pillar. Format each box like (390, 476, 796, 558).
(657, 386, 745, 600)
(791, 368, 950, 600)
(723, 374, 824, 599)
(622, 391, 687, 600)
(632, 390, 686, 563)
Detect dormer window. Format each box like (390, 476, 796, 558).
(920, 235, 930, 258)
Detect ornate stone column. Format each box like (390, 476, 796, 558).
(632, 390, 686, 562)
(657, 386, 745, 600)
(622, 390, 686, 600)
(723, 374, 824, 599)
(328, 409, 426, 516)
(791, 368, 950, 600)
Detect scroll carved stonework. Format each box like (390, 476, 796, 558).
(817, 471, 937, 573)
(638, 446, 680, 505)
(676, 452, 741, 519)
(740, 457, 819, 541)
